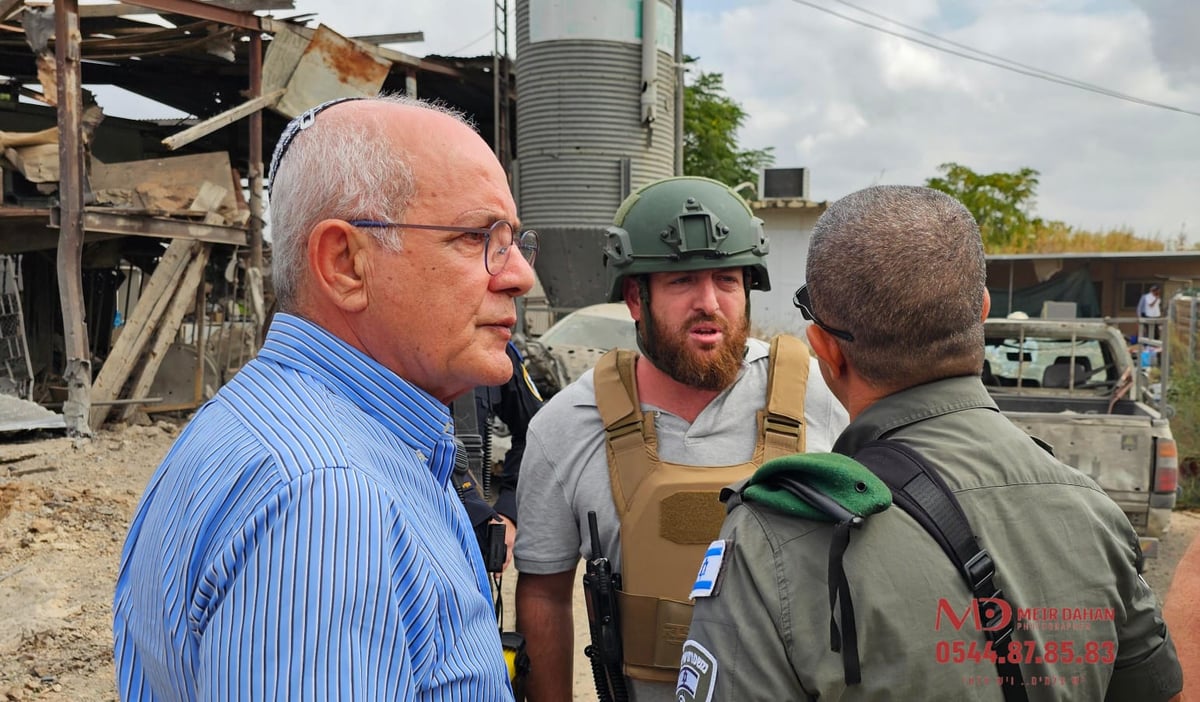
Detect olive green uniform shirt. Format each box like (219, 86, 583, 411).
(681, 376, 1181, 702)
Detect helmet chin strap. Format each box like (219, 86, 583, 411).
(634, 276, 664, 369)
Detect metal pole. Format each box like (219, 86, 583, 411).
(674, 0, 684, 175)
(1007, 261, 1014, 316)
(55, 0, 91, 436)
(249, 32, 264, 273)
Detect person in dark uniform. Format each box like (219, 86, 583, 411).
(456, 340, 543, 572)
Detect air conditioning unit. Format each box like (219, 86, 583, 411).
(759, 167, 810, 200)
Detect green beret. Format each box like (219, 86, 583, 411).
(743, 452, 892, 522)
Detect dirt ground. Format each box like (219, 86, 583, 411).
(0, 422, 1196, 701)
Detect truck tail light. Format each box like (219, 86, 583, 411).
(1154, 439, 1178, 493)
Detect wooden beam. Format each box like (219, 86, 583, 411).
(248, 31, 264, 272)
(50, 208, 249, 246)
(119, 244, 210, 422)
(55, 0, 91, 437)
(117, 0, 261, 30)
(353, 32, 424, 45)
(0, 0, 24, 22)
(89, 239, 197, 428)
(77, 3, 151, 18)
(161, 88, 285, 150)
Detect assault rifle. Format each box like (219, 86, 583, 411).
(582, 511, 628, 702)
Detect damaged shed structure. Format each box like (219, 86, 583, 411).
(0, 0, 510, 435)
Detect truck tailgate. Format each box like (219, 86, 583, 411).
(1003, 411, 1154, 527)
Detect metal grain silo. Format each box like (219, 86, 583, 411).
(515, 0, 679, 311)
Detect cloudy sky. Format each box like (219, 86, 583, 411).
(109, 0, 1198, 241)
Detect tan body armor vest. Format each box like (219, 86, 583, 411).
(592, 335, 810, 682)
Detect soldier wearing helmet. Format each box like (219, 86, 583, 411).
(514, 176, 849, 701)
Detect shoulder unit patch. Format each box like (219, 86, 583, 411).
(676, 639, 718, 702)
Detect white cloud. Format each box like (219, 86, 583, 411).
(278, 0, 1198, 239)
(682, 0, 1199, 238)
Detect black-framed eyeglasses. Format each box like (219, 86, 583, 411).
(793, 284, 855, 342)
(348, 219, 538, 276)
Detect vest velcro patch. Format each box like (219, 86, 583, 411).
(661, 491, 727, 544)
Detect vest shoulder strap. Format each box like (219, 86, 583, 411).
(594, 348, 641, 431)
(854, 439, 1027, 702)
(594, 348, 656, 516)
(758, 334, 810, 460)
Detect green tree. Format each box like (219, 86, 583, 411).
(925, 163, 1042, 250)
(683, 63, 774, 193)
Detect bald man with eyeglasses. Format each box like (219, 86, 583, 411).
(114, 95, 535, 701)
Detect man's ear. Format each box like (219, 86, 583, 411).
(308, 219, 372, 313)
(624, 277, 643, 322)
(982, 287, 992, 322)
(806, 324, 847, 379)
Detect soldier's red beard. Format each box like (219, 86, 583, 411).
(643, 310, 750, 391)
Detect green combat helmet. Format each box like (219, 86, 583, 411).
(603, 176, 771, 301)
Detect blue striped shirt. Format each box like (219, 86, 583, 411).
(113, 314, 512, 701)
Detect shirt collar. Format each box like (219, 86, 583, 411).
(257, 314, 457, 485)
(833, 375, 1000, 456)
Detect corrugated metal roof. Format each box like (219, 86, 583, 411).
(987, 251, 1200, 261)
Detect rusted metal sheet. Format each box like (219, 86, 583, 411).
(274, 24, 390, 118)
(261, 17, 461, 79)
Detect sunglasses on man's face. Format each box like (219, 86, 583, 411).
(793, 284, 855, 342)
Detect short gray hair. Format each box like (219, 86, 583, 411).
(268, 93, 472, 310)
(806, 185, 986, 389)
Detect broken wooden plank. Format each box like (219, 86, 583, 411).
(188, 181, 229, 213)
(0, 127, 56, 149)
(77, 209, 248, 246)
(353, 32, 425, 45)
(90, 151, 239, 219)
(119, 243, 211, 422)
(4, 143, 59, 182)
(52, 209, 249, 246)
(161, 88, 285, 151)
(262, 21, 308, 93)
(0, 0, 24, 22)
(89, 239, 197, 428)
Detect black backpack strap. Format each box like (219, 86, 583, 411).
(855, 440, 1027, 702)
(771, 476, 865, 685)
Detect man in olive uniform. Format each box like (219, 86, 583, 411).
(514, 177, 848, 701)
(680, 185, 1182, 701)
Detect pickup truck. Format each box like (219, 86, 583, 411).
(982, 318, 1178, 550)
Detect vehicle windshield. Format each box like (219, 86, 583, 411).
(539, 314, 639, 351)
(983, 334, 1114, 389)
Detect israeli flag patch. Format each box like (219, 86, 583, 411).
(689, 539, 728, 599)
